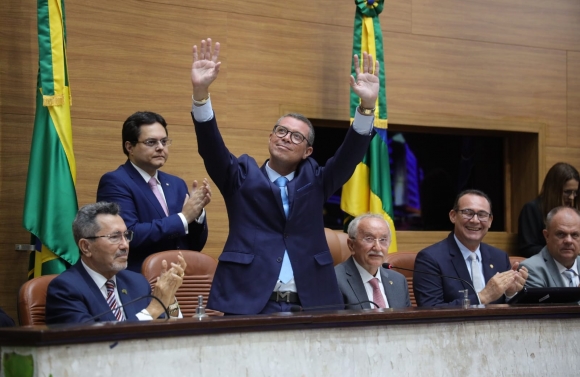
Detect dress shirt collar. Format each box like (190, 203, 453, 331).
(130, 161, 159, 183)
(265, 162, 295, 183)
(352, 257, 381, 283)
(81, 259, 118, 292)
(454, 234, 482, 262)
(553, 258, 578, 276)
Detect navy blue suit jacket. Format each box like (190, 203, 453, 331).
(46, 261, 153, 324)
(413, 232, 512, 307)
(97, 160, 208, 272)
(193, 114, 373, 314)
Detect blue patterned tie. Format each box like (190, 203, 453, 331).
(563, 269, 576, 287)
(274, 177, 293, 283)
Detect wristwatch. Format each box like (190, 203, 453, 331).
(358, 105, 375, 116)
(168, 300, 180, 316)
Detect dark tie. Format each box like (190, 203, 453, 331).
(106, 279, 125, 321)
(274, 177, 293, 283)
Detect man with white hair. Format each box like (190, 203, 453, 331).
(334, 214, 411, 309)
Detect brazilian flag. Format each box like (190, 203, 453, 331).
(24, 0, 79, 278)
(341, 0, 397, 253)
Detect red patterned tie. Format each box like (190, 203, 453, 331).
(368, 278, 386, 309)
(106, 279, 125, 321)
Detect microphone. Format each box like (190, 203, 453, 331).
(382, 262, 481, 305)
(84, 294, 170, 323)
(289, 300, 380, 312)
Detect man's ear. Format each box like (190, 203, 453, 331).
(449, 209, 457, 224)
(124, 141, 134, 156)
(347, 238, 355, 255)
(302, 145, 313, 160)
(543, 228, 549, 243)
(78, 239, 91, 257)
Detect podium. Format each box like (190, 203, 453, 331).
(1, 305, 579, 376)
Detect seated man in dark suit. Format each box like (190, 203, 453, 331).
(413, 189, 528, 307)
(97, 111, 211, 272)
(0, 307, 15, 327)
(521, 206, 580, 287)
(335, 214, 411, 309)
(46, 202, 186, 324)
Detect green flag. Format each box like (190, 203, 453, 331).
(24, 0, 79, 277)
(341, 0, 397, 252)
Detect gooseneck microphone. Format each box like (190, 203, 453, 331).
(289, 300, 380, 312)
(84, 294, 170, 323)
(382, 262, 481, 305)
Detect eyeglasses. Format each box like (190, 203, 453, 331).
(134, 138, 172, 148)
(273, 125, 309, 145)
(85, 230, 134, 244)
(563, 190, 578, 197)
(352, 236, 390, 246)
(456, 209, 492, 222)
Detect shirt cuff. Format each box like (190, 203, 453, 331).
(195, 209, 206, 224)
(136, 308, 183, 320)
(351, 109, 374, 135)
(178, 212, 189, 234)
(192, 97, 214, 122)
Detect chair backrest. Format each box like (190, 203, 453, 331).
(18, 274, 58, 326)
(324, 228, 352, 266)
(509, 256, 526, 266)
(384, 252, 418, 307)
(141, 250, 222, 317)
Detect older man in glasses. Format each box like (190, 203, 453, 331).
(189, 38, 376, 314)
(413, 189, 528, 307)
(97, 111, 211, 272)
(335, 214, 411, 310)
(46, 202, 185, 324)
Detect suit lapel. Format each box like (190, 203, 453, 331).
(261, 162, 288, 220)
(158, 172, 179, 215)
(116, 272, 138, 320)
(123, 161, 167, 218)
(380, 268, 396, 307)
(76, 262, 117, 322)
(480, 245, 498, 282)
(448, 234, 475, 293)
(542, 247, 565, 286)
(345, 257, 372, 309)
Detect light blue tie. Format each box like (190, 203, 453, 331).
(274, 177, 293, 283)
(563, 269, 576, 287)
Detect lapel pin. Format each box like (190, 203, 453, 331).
(490, 264, 494, 269)
(122, 289, 128, 295)
(389, 281, 393, 285)
(166, 183, 169, 186)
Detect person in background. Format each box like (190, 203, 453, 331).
(413, 189, 528, 307)
(521, 206, 580, 288)
(97, 111, 211, 272)
(335, 214, 411, 309)
(518, 162, 579, 258)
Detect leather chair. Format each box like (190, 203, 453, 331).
(384, 252, 418, 307)
(324, 228, 352, 266)
(509, 256, 526, 266)
(18, 274, 58, 326)
(141, 250, 222, 317)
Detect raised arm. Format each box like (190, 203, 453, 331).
(350, 52, 380, 109)
(191, 38, 221, 101)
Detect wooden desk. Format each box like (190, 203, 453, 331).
(1, 305, 579, 376)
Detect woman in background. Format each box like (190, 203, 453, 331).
(518, 162, 579, 257)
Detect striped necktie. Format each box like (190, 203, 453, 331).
(105, 279, 125, 321)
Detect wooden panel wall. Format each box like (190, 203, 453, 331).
(1, 0, 579, 321)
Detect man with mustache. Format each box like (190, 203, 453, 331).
(335, 214, 411, 309)
(521, 206, 580, 288)
(190, 38, 376, 314)
(97, 111, 211, 272)
(413, 189, 528, 307)
(46, 202, 185, 324)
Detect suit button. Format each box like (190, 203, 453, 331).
(276, 257, 282, 262)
